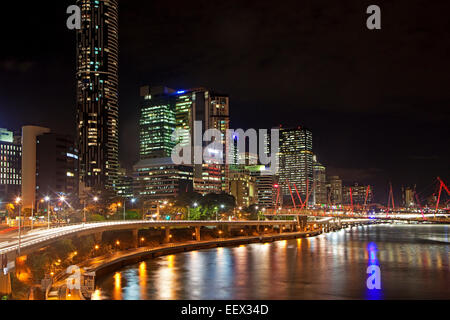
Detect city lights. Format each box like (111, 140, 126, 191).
(0, 0, 449, 305)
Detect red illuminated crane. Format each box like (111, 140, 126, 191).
(387, 182, 395, 217)
(435, 177, 450, 217)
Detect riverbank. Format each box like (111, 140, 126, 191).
(53, 229, 322, 299)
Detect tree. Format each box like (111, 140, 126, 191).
(5, 203, 15, 218)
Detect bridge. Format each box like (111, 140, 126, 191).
(263, 209, 449, 222)
(0, 219, 306, 262)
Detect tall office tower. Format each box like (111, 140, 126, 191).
(401, 185, 415, 208)
(279, 127, 313, 204)
(136, 86, 229, 196)
(76, 0, 119, 198)
(116, 166, 134, 199)
(209, 93, 230, 193)
(174, 88, 229, 194)
(313, 156, 327, 205)
(343, 183, 372, 205)
(328, 175, 343, 205)
(229, 169, 256, 208)
(139, 86, 176, 159)
(134, 158, 193, 201)
(0, 128, 21, 204)
(21, 126, 79, 209)
(248, 165, 280, 209)
(35, 133, 79, 203)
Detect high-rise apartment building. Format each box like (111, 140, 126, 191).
(0, 128, 21, 203)
(279, 127, 313, 204)
(76, 0, 119, 197)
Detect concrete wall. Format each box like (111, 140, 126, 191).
(21, 126, 51, 209)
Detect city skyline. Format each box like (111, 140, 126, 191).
(0, 0, 448, 202)
(0, 0, 449, 304)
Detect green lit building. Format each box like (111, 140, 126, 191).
(138, 86, 229, 195)
(139, 86, 177, 159)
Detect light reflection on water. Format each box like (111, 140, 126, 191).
(95, 225, 450, 300)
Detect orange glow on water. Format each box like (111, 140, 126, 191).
(113, 272, 122, 300)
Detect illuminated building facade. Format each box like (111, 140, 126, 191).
(0, 128, 21, 203)
(136, 85, 229, 197)
(76, 0, 120, 196)
(343, 182, 372, 205)
(133, 157, 193, 201)
(116, 167, 134, 199)
(313, 156, 327, 205)
(248, 165, 280, 209)
(229, 169, 256, 208)
(279, 127, 313, 204)
(139, 86, 176, 159)
(401, 186, 415, 208)
(328, 175, 343, 205)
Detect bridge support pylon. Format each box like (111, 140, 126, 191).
(163, 227, 171, 243)
(298, 216, 307, 232)
(195, 227, 201, 241)
(132, 229, 139, 248)
(93, 232, 103, 244)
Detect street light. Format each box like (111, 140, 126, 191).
(15, 197, 22, 254)
(44, 196, 50, 229)
(59, 195, 66, 226)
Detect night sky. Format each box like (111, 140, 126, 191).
(0, 0, 449, 203)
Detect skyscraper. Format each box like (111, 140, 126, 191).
(139, 86, 176, 160)
(343, 183, 372, 206)
(21, 126, 79, 209)
(136, 86, 229, 197)
(279, 127, 313, 204)
(313, 156, 327, 205)
(328, 175, 343, 205)
(35, 133, 79, 203)
(76, 0, 119, 198)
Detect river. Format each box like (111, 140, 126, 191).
(94, 224, 449, 299)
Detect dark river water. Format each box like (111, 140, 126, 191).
(94, 225, 450, 300)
